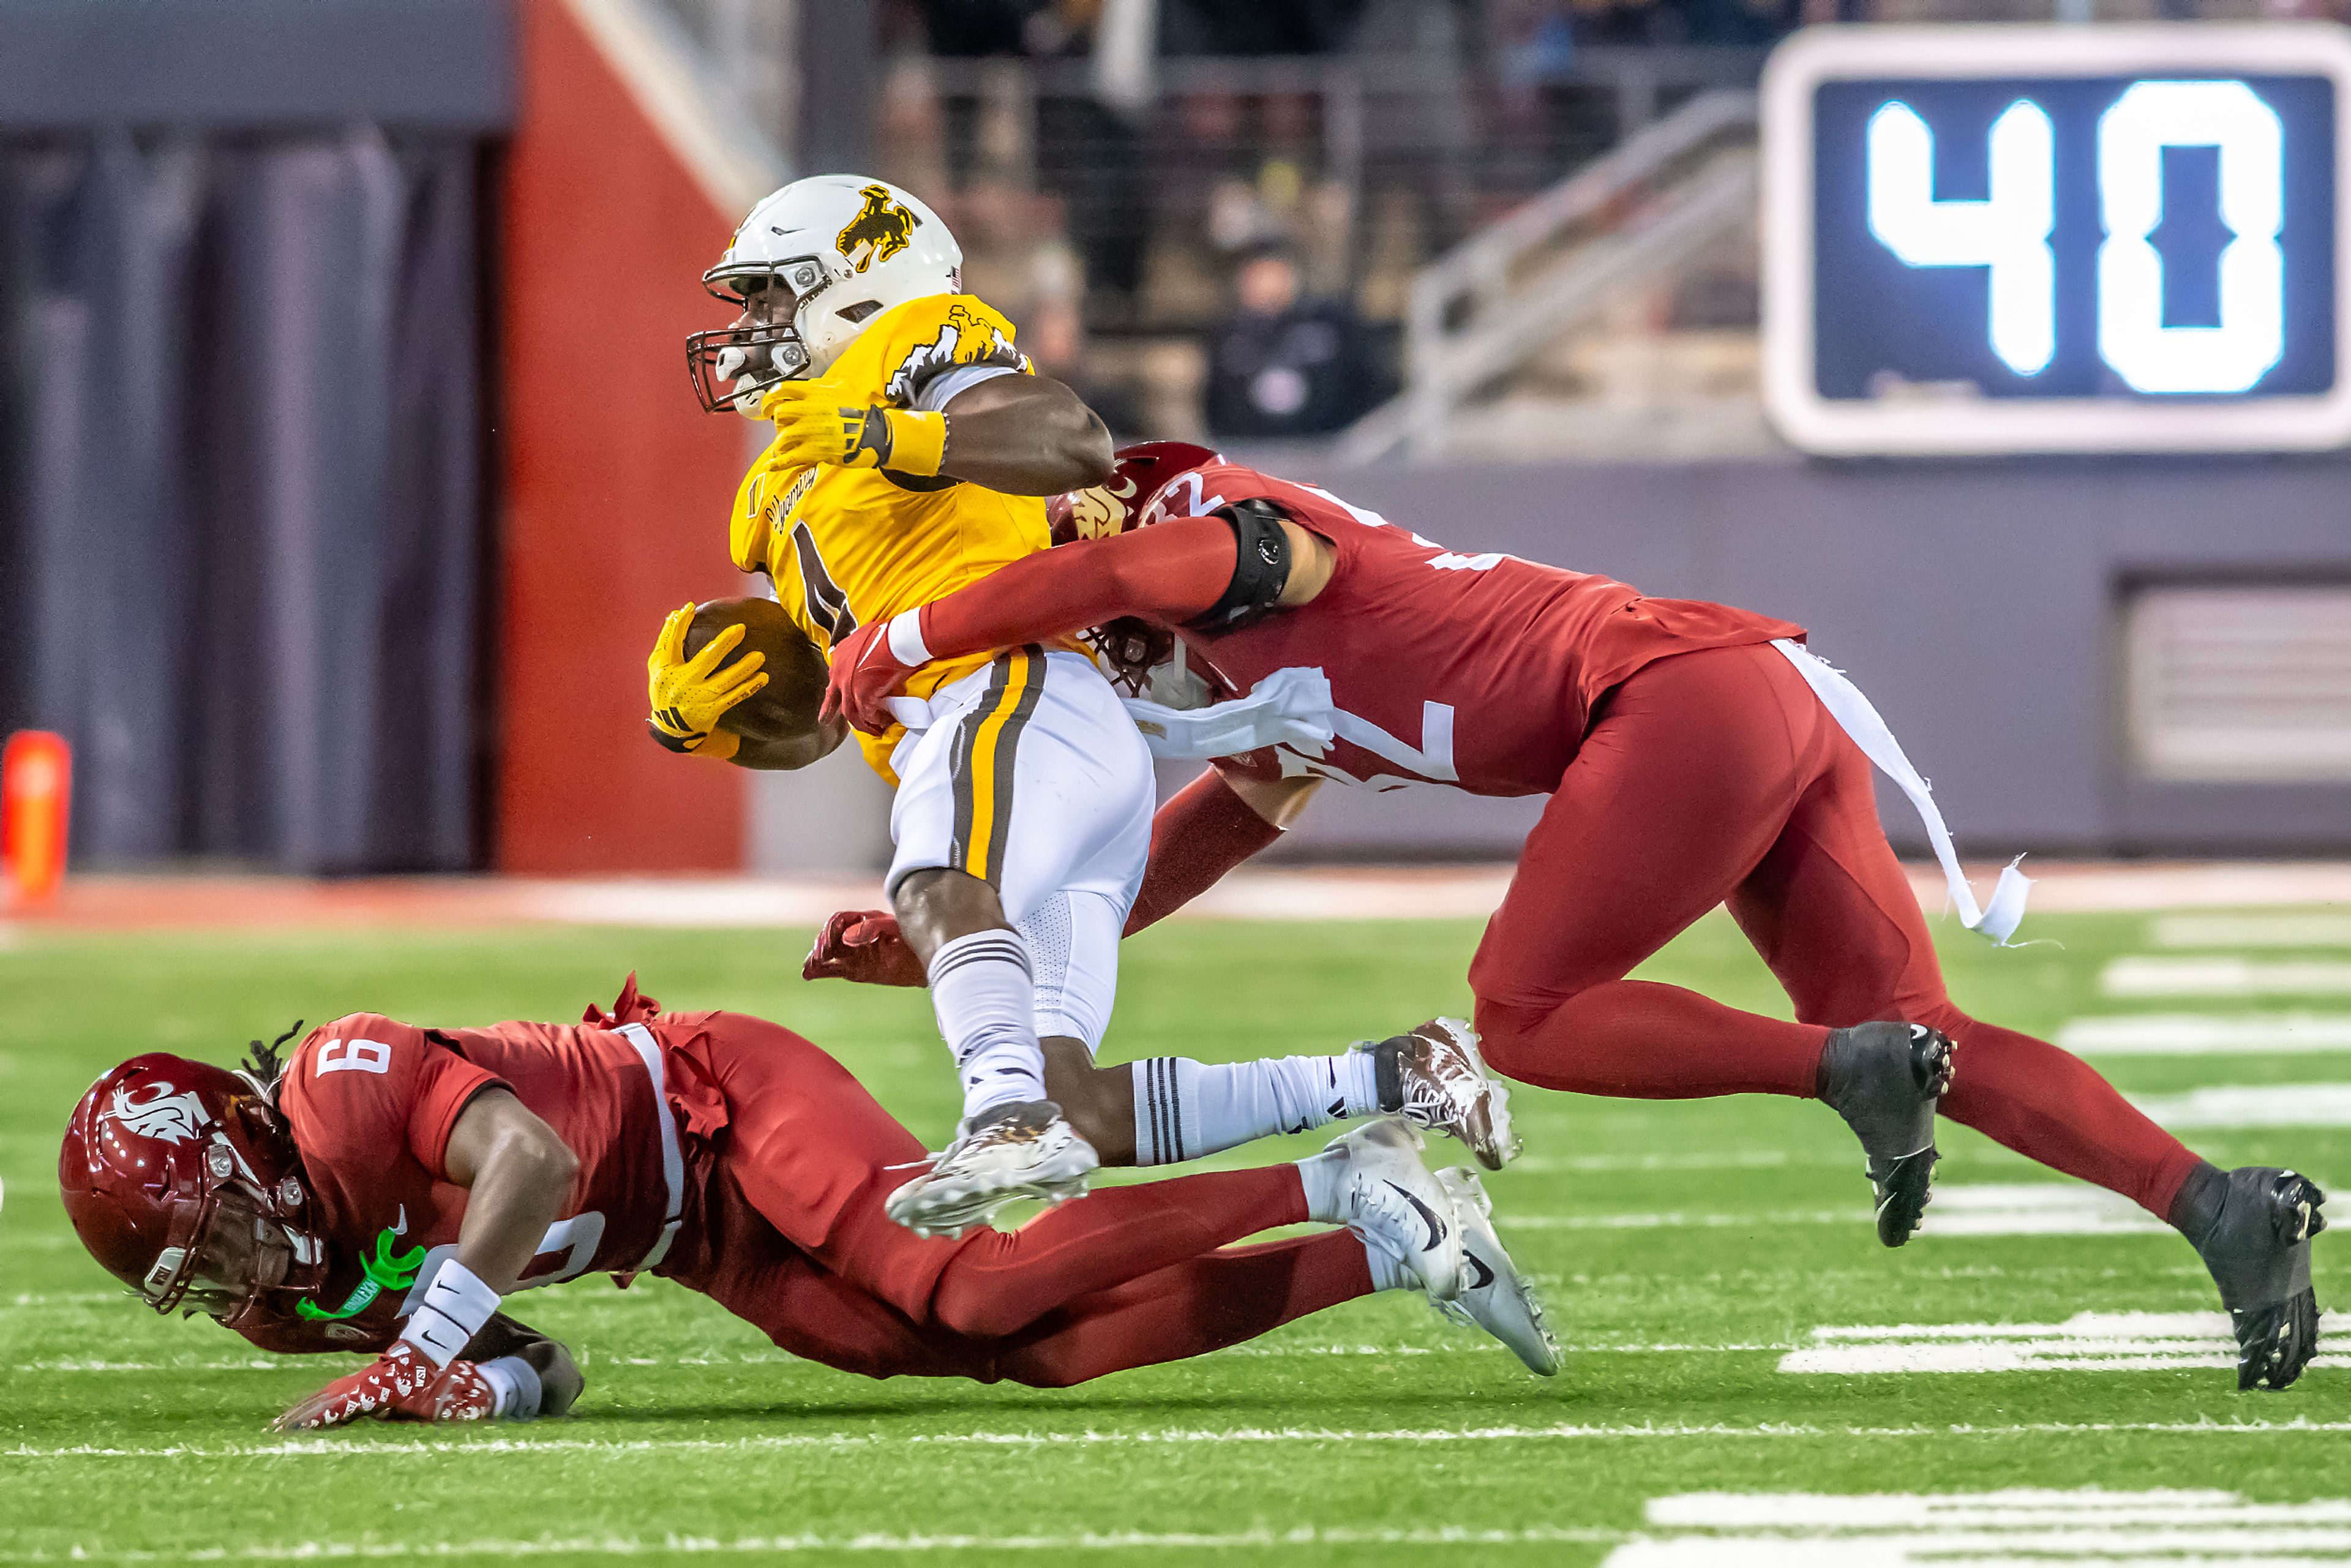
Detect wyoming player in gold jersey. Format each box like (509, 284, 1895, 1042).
(654, 174, 1142, 1237)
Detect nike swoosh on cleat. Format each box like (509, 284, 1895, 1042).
(1464, 1251, 1496, 1290)
(1386, 1181, 1447, 1250)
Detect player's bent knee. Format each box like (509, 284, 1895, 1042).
(891, 867, 1012, 964)
(1470, 996, 1548, 1080)
(929, 1272, 1046, 1342)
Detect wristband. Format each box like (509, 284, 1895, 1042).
(401, 1259, 500, 1369)
(880, 408, 947, 476)
(478, 1356, 544, 1421)
(887, 610, 934, 667)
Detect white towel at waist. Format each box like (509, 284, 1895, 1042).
(1771, 638, 2031, 945)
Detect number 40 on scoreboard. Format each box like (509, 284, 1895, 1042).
(1760, 25, 2351, 455)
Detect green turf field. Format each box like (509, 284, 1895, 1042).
(2, 907, 2345, 1564)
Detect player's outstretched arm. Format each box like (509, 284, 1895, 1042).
(275, 1093, 579, 1431)
(932, 371, 1112, 495)
(827, 513, 1329, 733)
(1122, 767, 1316, 935)
(440, 1091, 580, 1294)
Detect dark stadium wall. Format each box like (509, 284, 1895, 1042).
(1242, 453, 2351, 861)
(0, 0, 508, 875)
(495, 0, 753, 872)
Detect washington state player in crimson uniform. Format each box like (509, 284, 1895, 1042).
(58, 976, 1563, 1429)
(810, 443, 2328, 1392)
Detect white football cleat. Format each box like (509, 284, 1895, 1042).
(884, 1100, 1098, 1239)
(1325, 1117, 1464, 1302)
(1354, 1018, 1520, 1170)
(1434, 1168, 1561, 1376)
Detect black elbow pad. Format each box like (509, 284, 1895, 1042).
(1183, 498, 1293, 632)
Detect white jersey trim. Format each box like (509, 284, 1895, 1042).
(615, 1022, 686, 1270)
(913, 363, 1017, 413)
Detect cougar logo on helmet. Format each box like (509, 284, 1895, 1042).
(100, 1081, 211, 1146)
(836, 184, 919, 273)
(1060, 487, 1131, 542)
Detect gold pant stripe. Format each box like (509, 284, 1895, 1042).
(951, 645, 1045, 884)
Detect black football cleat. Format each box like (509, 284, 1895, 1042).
(1818, 1021, 1954, 1247)
(2175, 1164, 2328, 1390)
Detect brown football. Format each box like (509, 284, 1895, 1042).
(684, 596, 829, 746)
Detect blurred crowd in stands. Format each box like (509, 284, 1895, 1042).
(853, 0, 2325, 441)
(861, 0, 1788, 438)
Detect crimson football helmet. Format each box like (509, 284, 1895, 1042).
(1047, 440, 1222, 547)
(1045, 441, 1231, 699)
(59, 1052, 328, 1330)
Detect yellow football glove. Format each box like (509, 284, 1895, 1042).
(757, 378, 947, 476)
(647, 604, 768, 761)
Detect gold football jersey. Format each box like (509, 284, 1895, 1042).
(728, 293, 1051, 780)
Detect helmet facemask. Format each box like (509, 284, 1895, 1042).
(151, 1184, 312, 1327)
(687, 259, 827, 416)
(115, 1089, 326, 1329)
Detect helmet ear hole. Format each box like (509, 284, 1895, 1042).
(838, 300, 883, 324)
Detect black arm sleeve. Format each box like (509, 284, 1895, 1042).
(1182, 498, 1294, 632)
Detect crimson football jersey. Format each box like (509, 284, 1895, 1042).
(242, 1008, 681, 1354)
(1155, 464, 1804, 797)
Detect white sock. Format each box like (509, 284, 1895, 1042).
(1360, 1239, 1412, 1294)
(1129, 1053, 1383, 1166)
(1294, 1146, 1349, 1223)
(927, 929, 1047, 1119)
(1295, 1152, 1411, 1291)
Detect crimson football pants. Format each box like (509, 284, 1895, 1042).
(664, 1011, 1371, 1384)
(1468, 642, 2203, 1220)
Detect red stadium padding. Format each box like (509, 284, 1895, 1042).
(495, 0, 752, 872)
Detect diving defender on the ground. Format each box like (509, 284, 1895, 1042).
(57, 980, 1559, 1430)
(811, 441, 2327, 1392)
(655, 176, 1508, 1239)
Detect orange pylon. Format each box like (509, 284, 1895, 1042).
(3, 731, 72, 909)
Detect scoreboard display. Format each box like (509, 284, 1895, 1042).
(1761, 26, 2351, 455)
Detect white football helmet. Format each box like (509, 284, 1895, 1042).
(688, 174, 962, 417)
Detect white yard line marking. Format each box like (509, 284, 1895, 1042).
(2102, 956, 2351, 997)
(2059, 1013, 2351, 1055)
(2003, 866, 2351, 910)
(1916, 1185, 2169, 1236)
(1782, 1311, 2341, 1375)
(1611, 1488, 2351, 1566)
(0, 1526, 1624, 1563)
(1502, 1209, 1870, 1231)
(1502, 1150, 1829, 1175)
(2131, 1084, 2351, 1129)
(9, 1342, 1815, 1375)
(12, 1419, 2351, 1462)
(2153, 912, 2351, 948)
(1504, 1186, 2164, 1237)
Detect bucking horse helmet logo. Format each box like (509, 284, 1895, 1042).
(836, 184, 919, 273)
(100, 1081, 211, 1146)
